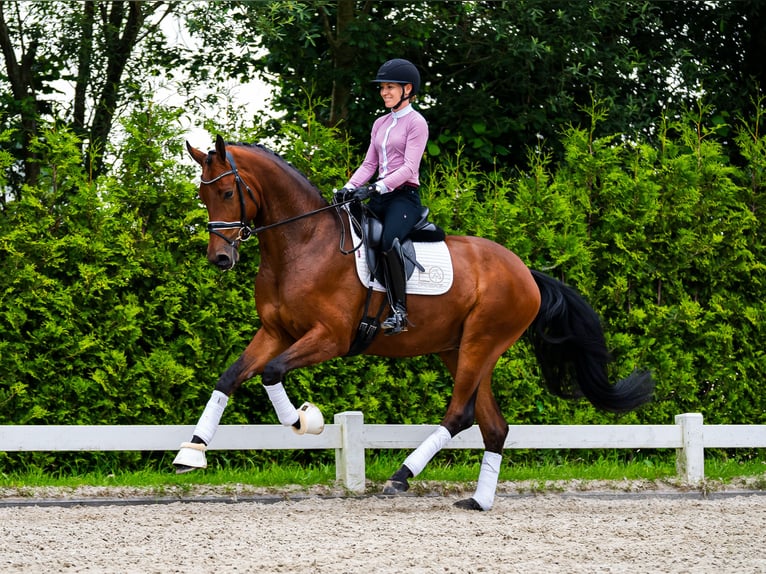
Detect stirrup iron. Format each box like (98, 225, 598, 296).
(382, 304, 408, 334)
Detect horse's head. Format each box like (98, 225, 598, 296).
(187, 135, 258, 270)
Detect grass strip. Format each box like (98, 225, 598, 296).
(1, 453, 764, 491)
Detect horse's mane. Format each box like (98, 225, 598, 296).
(211, 141, 325, 200)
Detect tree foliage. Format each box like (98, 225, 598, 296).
(181, 1, 766, 170)
(0, 1, 185, 191)
(2, 1, 764, 184)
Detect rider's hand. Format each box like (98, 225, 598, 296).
(350, 183, 383, 202)
(333, 187, 352, 204)
(350, 185, 373, 201)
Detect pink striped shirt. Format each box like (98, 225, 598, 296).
(346, 105, 428, 192)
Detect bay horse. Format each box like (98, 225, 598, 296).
(173, 135, 654, 511)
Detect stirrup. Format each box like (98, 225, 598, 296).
(382, 308, 408, 335)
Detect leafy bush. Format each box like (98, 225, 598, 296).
(1, 96, 765, 473)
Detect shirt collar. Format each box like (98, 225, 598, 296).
(391, 105, 415, 119)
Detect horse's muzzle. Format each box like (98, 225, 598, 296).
(209, 245, 239, 270)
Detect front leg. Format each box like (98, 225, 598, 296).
(261, 382, 325, 435)
(173, 328, 289, 473)
(172, 355, 255, 473)
(259, 325, 349, 434)
(173, 324, 346, 473)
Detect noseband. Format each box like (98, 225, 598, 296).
(200, 151, 257, 246)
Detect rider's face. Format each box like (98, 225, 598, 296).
(379, 82, 411, 109)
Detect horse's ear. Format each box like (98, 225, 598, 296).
(186, 141, 207, 167)
(215, 134, 226, 161)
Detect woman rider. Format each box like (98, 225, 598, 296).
(341, 58, 428, 335)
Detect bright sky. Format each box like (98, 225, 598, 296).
(157, 14, 276, 149)
(40, 9, 276, 156)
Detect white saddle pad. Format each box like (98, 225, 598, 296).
(348, 211, 454, 296)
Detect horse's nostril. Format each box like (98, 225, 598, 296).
(209, 247, 239, 270)
(214, 254, 232, 269)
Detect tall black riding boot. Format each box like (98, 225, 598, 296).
(381, 238, 408, 335)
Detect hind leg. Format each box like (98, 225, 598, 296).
(382, 350, 465, 494)
(454, 377, 508, 511)
(383, 347, 500, 497)
(382, 345, 515, 510)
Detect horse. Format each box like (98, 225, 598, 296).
(173, 134, 655, 511)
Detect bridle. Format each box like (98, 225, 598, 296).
(200, 151, 259, 245)
(199, 150, 360, 249)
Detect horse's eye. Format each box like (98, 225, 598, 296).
(223, 190, 234, 199)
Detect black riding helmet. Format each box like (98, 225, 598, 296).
(372, 58, 421, 110)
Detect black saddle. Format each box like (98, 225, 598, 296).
(352, 204, 446, 285)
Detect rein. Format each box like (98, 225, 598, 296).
(200, 150, 361, 250)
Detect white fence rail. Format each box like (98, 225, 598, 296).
(2, 412, 764, 492)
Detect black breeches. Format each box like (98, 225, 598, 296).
(367, 187, 423, 251)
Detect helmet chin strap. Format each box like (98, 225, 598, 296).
(392, 84, 412, 111)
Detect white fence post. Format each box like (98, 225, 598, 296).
(334, 411, 365, 493)
(675, 413, 705, 484)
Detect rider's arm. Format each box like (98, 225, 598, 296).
(345, 117, 385, 189)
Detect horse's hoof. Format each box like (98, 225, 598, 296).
(454, 497, 486, 511)
(172, 442, 207, 473)
(381, 479, 409, 495)
(293, 402, 324, 435)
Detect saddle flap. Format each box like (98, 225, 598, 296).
(366, 239, 418, 285)
(361, 210, 419, 284)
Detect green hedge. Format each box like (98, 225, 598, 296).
(1, 97, 765, 469)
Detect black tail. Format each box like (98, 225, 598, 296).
(526, 270, 654, 413)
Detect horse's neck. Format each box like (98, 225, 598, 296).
(255, 177, 326, 228)
(255, 176, 335, 261)
(258, 211, 337, 279)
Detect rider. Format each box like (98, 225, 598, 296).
(340, 58, 429, 335)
